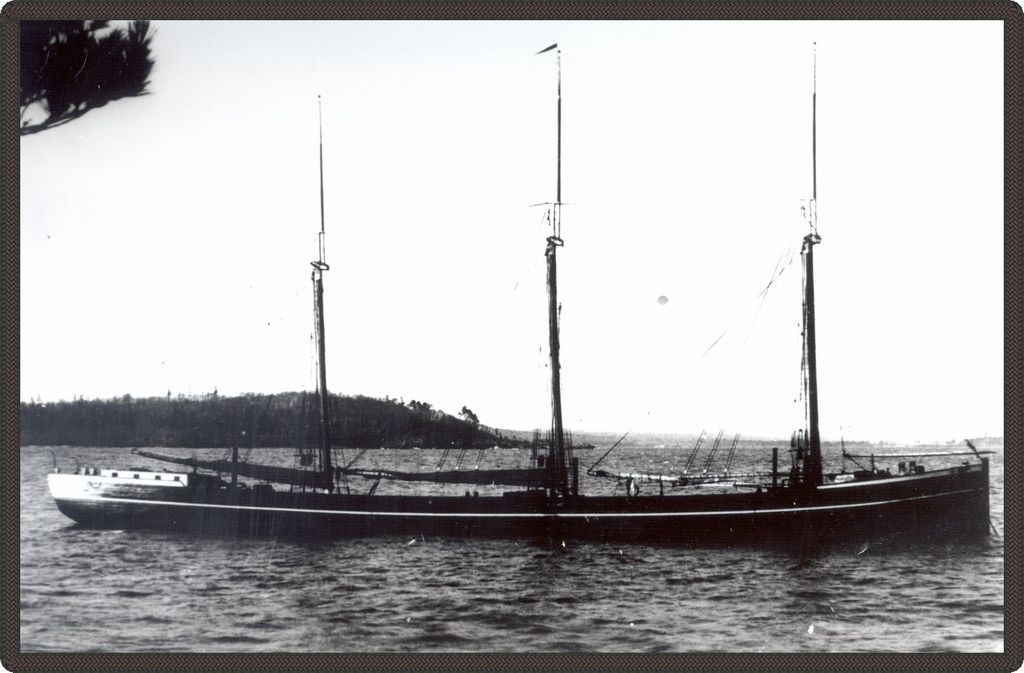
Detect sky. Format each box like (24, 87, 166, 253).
(19, 20, 1003, 443)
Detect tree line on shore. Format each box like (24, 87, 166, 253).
(19, 392, 520, 450)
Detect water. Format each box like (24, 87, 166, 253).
(20, 445, 1004, 652)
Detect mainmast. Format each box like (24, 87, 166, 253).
(538, 43, 569, 496)
(312, 95, 333, 488)
(801, 45, 823, 486)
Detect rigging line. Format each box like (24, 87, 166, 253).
(800, 252, 811, 429)
(345, 448, 369, 470)
(757, 249, 788, 299)
(756, 246, 796, 300)
(844, 454, 870, 472)
(840, 428, 869, 471)
(437, 446, 452, 471)
(702, 428, 725, 473)
(723, 433, 741, 474)
(337, 454, 350, 494)
(744, 247, 798, 346)
(586, 431, 631, 474)
(700, 330, 729, 359)
(683, 430, 705, 474)
(512, 256, 542, 291)
(691, 238, 801, 361)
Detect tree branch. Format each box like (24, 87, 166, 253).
(20, 106, 91, 136)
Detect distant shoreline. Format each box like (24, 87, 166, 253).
(19, 392, 518, 451)
(19, 393, 1000, 452)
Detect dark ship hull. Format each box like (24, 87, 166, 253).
(48, 459, 989, 545)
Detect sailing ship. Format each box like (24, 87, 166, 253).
(47, 48, 991, 545)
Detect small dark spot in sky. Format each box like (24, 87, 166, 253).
(657, 295, 668, 305)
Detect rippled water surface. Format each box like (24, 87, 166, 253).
(21, 445, 1004, 652)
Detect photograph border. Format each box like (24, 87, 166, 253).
(2, 2, 1020, 671)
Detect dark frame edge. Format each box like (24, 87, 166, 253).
(1001, 0, 1024, 671)
(1, 0, 24, 672)
(1, 1, 1021, 673)
(0, 0, 1021, 21)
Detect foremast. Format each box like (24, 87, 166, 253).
(800, 46, 823, 487)
(538, 43, 571, 497)
(312, 95, 334, 491)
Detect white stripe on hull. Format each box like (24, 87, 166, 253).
(51, 487, 982, 519)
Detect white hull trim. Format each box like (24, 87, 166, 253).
(52, 487, 981, 519)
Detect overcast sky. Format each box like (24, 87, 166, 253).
(20, 20, 1003, 443)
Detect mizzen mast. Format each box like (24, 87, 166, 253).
(312, 95, 334, 489)
(801, 45, 823, 486)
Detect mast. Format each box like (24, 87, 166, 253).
(312, 95, 333, 488)
(801, 45, 823, 486)
(538, 43, 568, 495)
